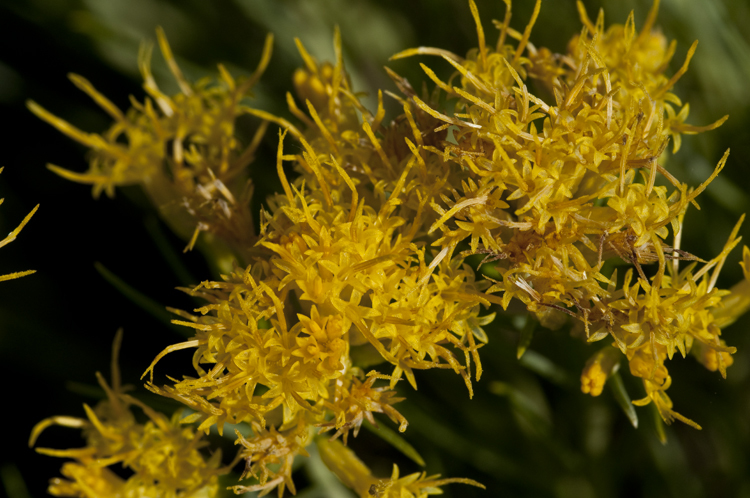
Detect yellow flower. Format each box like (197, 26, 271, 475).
(30, 331, 229, 498)
(229, 421, 311, 496)
(136, 28, 492, 495)
(27, 28, 274, 258)
(581, 346, 621, 396)
(30, 1, 750, 496)
(388, 0, 743, 429)
(317, 372, 408, 443)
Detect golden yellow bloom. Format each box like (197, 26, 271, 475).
(581, 346, 621, 396)
(133, 25, 493, 494)
(30, 331, 229, 498)
(390, 0, 743, 429)
(692, 339, 735, 373)
(27, 28, 275, 259)
(229, 421, 311, 496)
(30, 1, 750, 495)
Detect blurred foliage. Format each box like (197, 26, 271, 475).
(1, 0, 749, 497)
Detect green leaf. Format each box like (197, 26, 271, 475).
(517, 314, 536, 359)
(651, 402, 668, 445)
(301, 443, 355, 498)
(608, 371, 638, 429)
(363, 419, 425, 467)
(518, 350, 573, 387)
(489, 380, 552, 440)
(397, 401, 521, 478)
(143, 215, 198, 287)
(64, 380, 105, 399)
(1, 463, 31, 498)
(94, 261, 189, 337)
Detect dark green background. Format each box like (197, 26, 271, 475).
(1, 1, 749, 497)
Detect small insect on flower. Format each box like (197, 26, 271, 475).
(369, 480, 392, 497)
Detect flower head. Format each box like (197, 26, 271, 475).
(389, 0, 743, 429)
(30, 330, 229, 498)
(29, 1, 750, 496)
(27, 29, 275, 257)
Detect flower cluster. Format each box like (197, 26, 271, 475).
(391, 0, 748, 427)
(29, 331, 229, 498)
(29, 0, 750, 496)
(140, 26, 489, 495)
(28, 28, 275, 258)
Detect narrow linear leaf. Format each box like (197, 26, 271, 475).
(95, 261, 170, 322)
(302, 444, 355, 498)
(94, 262, 188, 336)
(363, 419, 425, 467)
(517, 315, 536, 359)
(651, 402, 668, 444)
(144, 215, 198, 287)
(0, 463, 31, 498)
(398, 402, 522, 479)
(489, 381, 552, 440)
(65, 381, 105, 399)
(518, 350, 573, 387)
(608, 371, 638, 429)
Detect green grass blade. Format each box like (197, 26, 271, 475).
(518, 350, 574, 387)
(300, 443, 355, 498)
(1, 464, 31, 498)
(363, 418, 425, 467)
(651, 402, 668, 444)
(144, 215, 198, 287)
(94, 261, 189, 337)
(517, 315, 536, 359)
(608, 371, 638, 429)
